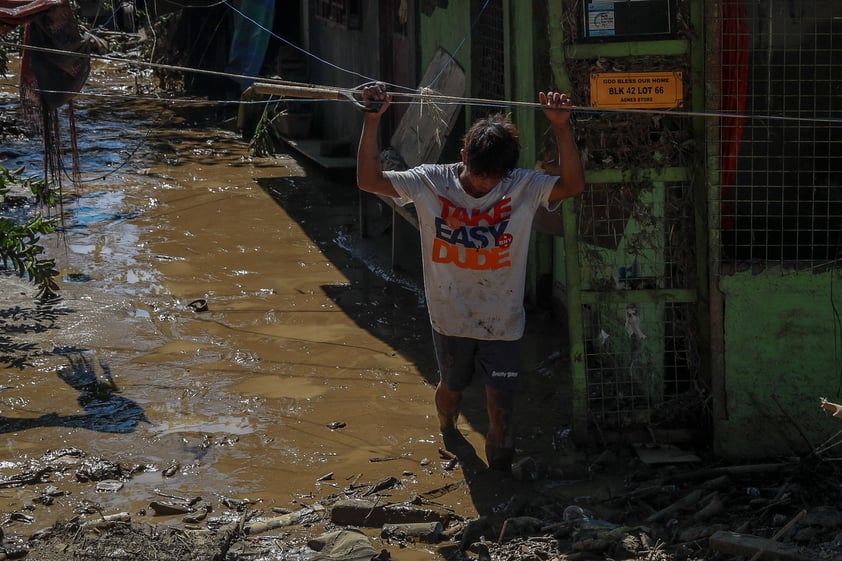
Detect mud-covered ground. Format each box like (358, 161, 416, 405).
(6, 439, 842, 561)
(3, 30, 842, 561)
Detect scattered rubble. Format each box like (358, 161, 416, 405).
(3, 442, 842, 560)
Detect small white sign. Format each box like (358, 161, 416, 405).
(588, 3, 616, 36)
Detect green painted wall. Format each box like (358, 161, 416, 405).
(715, 270, 840, 458)
(510, 0, 537, 166)
(419, 4, 471, 110)
(508, 1, 553, 306)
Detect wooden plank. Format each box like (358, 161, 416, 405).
(632, 443, 700, 464)
(709, 531, 814, 561)
(251, 82, 346, 101)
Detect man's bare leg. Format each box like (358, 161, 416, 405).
(435, 381, 462, 432)
(485, 386, 515, 471)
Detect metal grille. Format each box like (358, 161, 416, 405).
(718, 0, 842, 269)
(577, 182, 697, 291)
(584, 301, 701, 430)
(472, 0, 505, 115)
(577, 181, 701, 431)
(558, 0, 704, 437)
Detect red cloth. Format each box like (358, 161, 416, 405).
(0, 0, 88, 193)
(0, 0, 63, 33)
(23, 2, 90, 109)
(0, 0, 89, 109)
(719, 0, 749, 230)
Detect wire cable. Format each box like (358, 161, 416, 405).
(4, 37, 842, 125)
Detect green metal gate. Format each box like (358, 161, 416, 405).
(549, 0, 710, 443)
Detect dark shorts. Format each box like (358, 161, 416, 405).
(432, 330, 521, 391)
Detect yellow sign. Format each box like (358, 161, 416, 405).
(589, 72, 684, 109)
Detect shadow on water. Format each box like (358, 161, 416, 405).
(0, 294, 73, 368)
(0, 342, 148, 434)
(255, 172, 438, 383)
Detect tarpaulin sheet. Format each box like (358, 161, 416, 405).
(0, 0, 63, 32)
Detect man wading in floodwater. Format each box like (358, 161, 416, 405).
(356, 84, 585, 472)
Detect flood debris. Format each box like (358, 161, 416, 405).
(243, 504, 325, 535)
(6, 443, 842, 560)
(361, 475, 399, 496)
(186, 298, 208, 312)
(94, 480, 123, 493)
(329, 498, 450, 527)
(316, 471, 335, 482)
(369, 453, 412, 463)
(307, 529, 380, 561)
(148, 500, 193, 516)
(0, 468, 51, 489)
(381, 521, 442, 543)
(0, 447, 142, 490)
(160, 462, 180, 477)
(710, 529, 813, 561)
(79, 511, 131, 530)
(22, 520, 239, 561)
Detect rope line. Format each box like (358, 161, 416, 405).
(2, 40, 842, 125)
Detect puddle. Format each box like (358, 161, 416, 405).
(233, 374, 328, 400)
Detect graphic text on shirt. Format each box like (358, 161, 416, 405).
(431, 196, 513, 271)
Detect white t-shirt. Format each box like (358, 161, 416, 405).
(384, 163, 560, 340)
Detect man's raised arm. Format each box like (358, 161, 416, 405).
(356, 84, 399, 197)
(540, 91, 586, 203)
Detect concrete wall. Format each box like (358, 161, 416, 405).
(715, 270, 840, 458)
(307, 0, 382, 151)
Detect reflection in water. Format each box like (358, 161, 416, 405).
(0, 347, 148, 434)
(61, 191, 143, 230)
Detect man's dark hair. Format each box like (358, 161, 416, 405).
(461, 113, 520, 178)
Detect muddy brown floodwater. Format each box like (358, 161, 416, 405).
(0, 55, 584, 559)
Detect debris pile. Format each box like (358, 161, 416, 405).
(4, 442, 842, 561)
